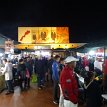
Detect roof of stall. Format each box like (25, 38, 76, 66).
(76, 39, 107, 53)
(84, 39, 107, 48)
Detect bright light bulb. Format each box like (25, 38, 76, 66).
(89, 50, 95, 56)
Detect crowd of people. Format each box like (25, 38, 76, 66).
(0, 54, 107, 107)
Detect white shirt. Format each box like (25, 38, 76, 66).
(85, 66, 89, 71)
(1, 62, 13, 80)
(94, 60, 103, 71)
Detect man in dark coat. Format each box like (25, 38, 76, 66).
(17, 59, 27, 90)
(25, 57, 33, 88)
(48, 56, 54, 83)
(35, 56, 45, 89)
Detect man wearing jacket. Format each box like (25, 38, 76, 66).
(52, 55, 60, 104)
(60, 56, 79, 107)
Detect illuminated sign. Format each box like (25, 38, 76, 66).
(18, 27, 69, 43)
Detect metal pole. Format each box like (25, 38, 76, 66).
(103, 46, 106, 93)
(104, 46, 106, 62)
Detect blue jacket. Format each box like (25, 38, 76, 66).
(52, 61, 59, 81)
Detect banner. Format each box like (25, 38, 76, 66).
(18, 27, 69, 44)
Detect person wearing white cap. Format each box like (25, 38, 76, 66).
(60, 56, 79, 107)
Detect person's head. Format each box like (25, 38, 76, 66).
(51, 55, 53, 58)
(19, 59, 24, 64)
(7, 58, 11, 63)
(54, 55, 60, 62)
(60, 58, 65, 64)
(64, 56, 79, 69)
(27, 57, 30, 62)
(2, 59, 7, 65)
(67, 61, 77, 69)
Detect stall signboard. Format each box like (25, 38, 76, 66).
(95, 48, 104, 57)
(5, 39, 14, 54)
(18, 27, 69, 44)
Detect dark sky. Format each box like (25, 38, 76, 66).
(0, 1, 107, 43)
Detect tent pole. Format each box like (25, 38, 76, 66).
(103, 46, 106, 93)
(104, 46, 106, 62)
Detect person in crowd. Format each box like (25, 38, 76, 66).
(82, 57, 89, 69)
(34, 55, 38, 74)
(1, 59, 14, 95)
(35, 56, 46, 89)
(60, 56, 79, 107)
(84, 71, 102, 107)
(59, 58, 65, 76)
(88, 58, 94, 72)
(48, 55, 54, 84)
(94, 57, 103, 76)
(52, 55, 60, 104)
(102, 56, 107, 93)
(11, 57, 18, 65)
(42, 57, 49, 82)
(17, 59, 27, 91)
(25, 57, 33, 88)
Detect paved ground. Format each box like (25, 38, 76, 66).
(0, 83, 58, 107)
(0, 82, 104, 107)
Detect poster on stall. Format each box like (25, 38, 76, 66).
(18, 27, 69, 44)
(5, 39, 14, 54)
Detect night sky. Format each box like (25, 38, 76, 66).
(0, 1, 107, 43)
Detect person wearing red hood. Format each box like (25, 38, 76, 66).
(60, 56, 79, 107)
